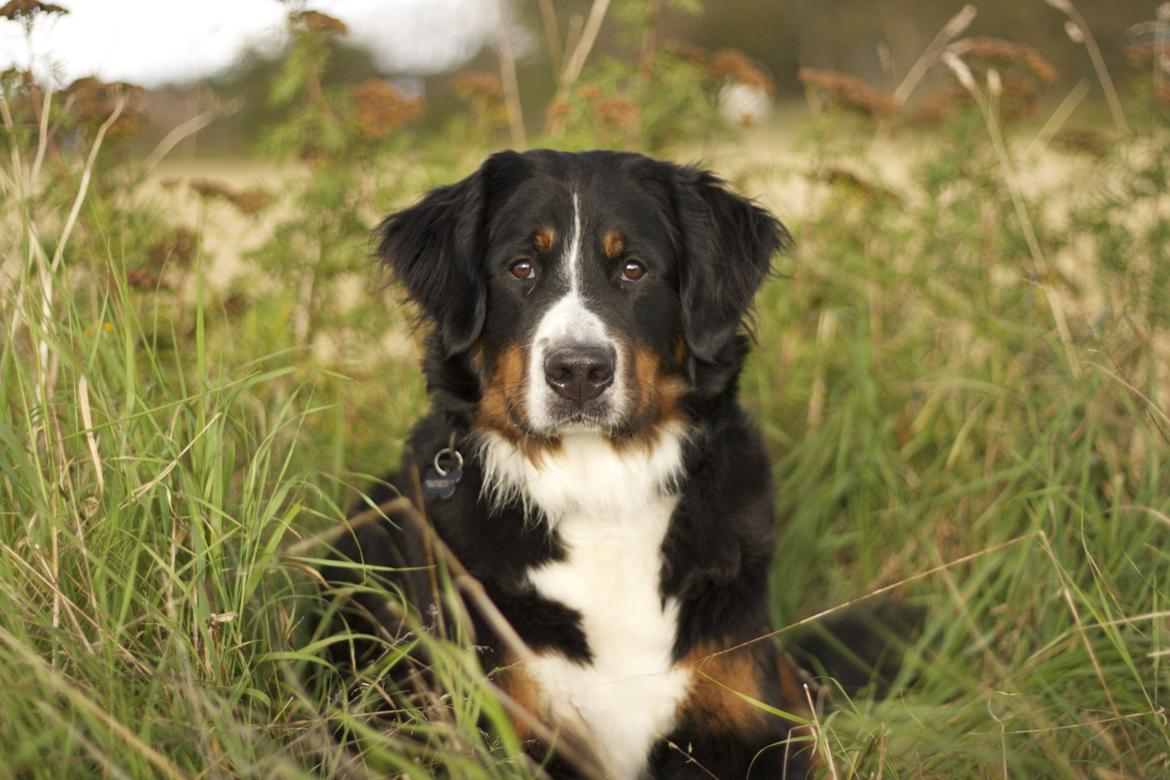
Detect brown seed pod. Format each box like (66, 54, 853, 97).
(952, 37, 1058, 83)
(711, 49, 774, 95)
(188, 178, 233, 201)
(577, 84, 604, 102)
(352, 79, 423, 141)
(289, 10, 347, 36)
(1052, 128, 1112, 157)
(799, 67, 897, 120)
(148, 227, 198, 269)
(451, 72, 503, 100)
(229, 187, 275, 216)
(64, 76, 146, 139)
(0, 0, 68, 23)
(595, 95, 639, 130)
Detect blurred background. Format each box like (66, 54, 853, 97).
(1, 0, 1161, 153)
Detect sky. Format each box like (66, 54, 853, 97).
(0, 0, 505, 86)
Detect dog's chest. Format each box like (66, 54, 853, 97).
(479, 428, 693, 778)
(526, 495, 691, 780)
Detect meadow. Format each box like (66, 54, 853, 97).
(2, 2, 1169, 777)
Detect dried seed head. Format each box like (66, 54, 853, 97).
(1063, 20, 1084, 44)
(147, 227, 198, 269)
(998, 73, 1040, 118)
(594, 94, 639, 129)
(64, 76, 145, 139)
(188, 178, 233, 201)
(0, 0, 68, 23)
(798, 67, 897, 119)
(1125, 42, 1170, 66)
(126, 268, 166, 291)
(289, 10, 347, 36)
(450, 72, 503, 100)
(577, 84, 604, 102)
(953, 37, 1058, 83)
(544, 99, 572, 122)
(352, 79, 423, 141)
(904, 84, 969, 126)
(711, 49, 774, 95)
(1053, 128, 1112, 156)
(230, 187, 274, 216)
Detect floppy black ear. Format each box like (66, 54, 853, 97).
(673, 168, 790, 363)
(377, 151, 527, 353)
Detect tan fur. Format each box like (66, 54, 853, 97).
(534, 227, 556, 253)
(495, 653, 545, 742)
(476, 344, 562, 461)
(603, 229, 624, 259)
(681, 644, 772, 737)
(606, 346, 687, 456)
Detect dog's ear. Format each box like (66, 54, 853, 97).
(672, 167, 790, 363)
(377, 151, 528, 353)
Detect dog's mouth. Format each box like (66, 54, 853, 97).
(506, 390, 620, 438)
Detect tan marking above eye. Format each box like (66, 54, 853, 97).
(603, 229, 624, 259)
(534, 227, 556, 253)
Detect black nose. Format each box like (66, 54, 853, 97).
(544, 345, 615, 403)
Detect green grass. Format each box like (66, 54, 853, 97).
(3, 85, 1170, 778)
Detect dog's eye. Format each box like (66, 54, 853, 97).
(510, 259, 536, 280)
(620, 260, 646, 282)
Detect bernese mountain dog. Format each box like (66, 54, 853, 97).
(322, 149, 819, 778)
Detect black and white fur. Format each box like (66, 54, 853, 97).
(322, 150, 814, 779)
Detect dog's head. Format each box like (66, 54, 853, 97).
(378, 149, 788, 445)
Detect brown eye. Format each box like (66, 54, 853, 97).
(510, 259, 536, 280)
(620, 260, 646, 282)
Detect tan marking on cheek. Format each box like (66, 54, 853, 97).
(475, 344, 563, 461)
(603, 229, 624, 259)
(476, 344, 526, 438)
(609, 344, 689, 456)
(534, 227, 556, 253)
(631, 346, 687, 424)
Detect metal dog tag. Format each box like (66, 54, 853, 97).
(422, 447, 463, 501)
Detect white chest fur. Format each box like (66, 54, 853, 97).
(477, 426, 693, 780)
(527, 495, 692, 780)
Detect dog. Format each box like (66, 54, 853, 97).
(322, 149, 818, 778)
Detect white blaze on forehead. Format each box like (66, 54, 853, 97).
(566, 191, 584, 293)
(525, 191, 626, 432)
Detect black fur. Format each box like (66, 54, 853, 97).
(322, 150, 873, 779)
